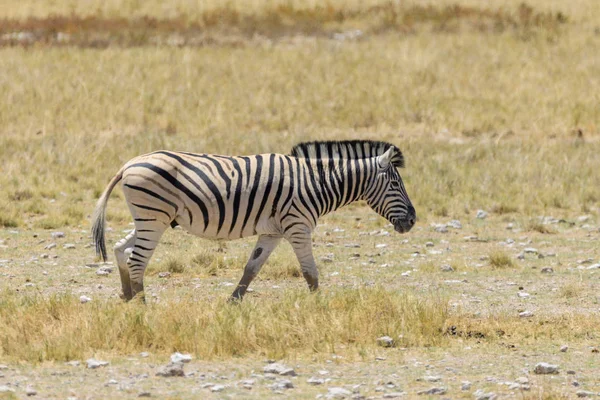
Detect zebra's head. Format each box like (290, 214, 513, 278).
(365, 146, 416, 233)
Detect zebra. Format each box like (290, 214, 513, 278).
(92, 140, 416, 301)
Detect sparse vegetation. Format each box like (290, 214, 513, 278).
(489, 251, 515, 269)
(0, 287, 448, 362)
(0, 0, 599, 396)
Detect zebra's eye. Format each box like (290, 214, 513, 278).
(390, 181, 401, 190)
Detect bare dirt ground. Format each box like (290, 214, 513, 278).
(2, 208, 600, 399)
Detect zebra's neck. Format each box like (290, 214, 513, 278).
(301, 157, 377, 218)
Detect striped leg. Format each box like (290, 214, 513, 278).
(230, 235, 282, 301)
(126, 223, 166, 300)
(114, 230, 136, 300)
(286, 230, 319, 291)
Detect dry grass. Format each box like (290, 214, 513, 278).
(0, 1, 599, 395)
(488, 251, 515, 269)
(0, 2, 569, 48)
(0, 287, 448, 363)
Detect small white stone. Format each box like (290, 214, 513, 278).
(308, 377, 325, 385)
(519, 311, 534, 318)
(79, 295, 92, 303)
(476, 210, 488, 219)
(518, 292, 530, 298)
(560, 345, 569, 352)
(534, 362, 559, 374)
(376, 336, 395, 348)
(86, 358, 109, 369)
(63, 243, 76, 249)
(461, 381, 471, 390)
(424, 375, 441, 382)
(44, 243, 57, 250)
(0, 386, 15, 393)
(51, 232, 65, 239)
(524, 247, 538, 254)
(170, 352, 192, 364)
(140, 352, 150, 358)
(417, 387, 446, 395)
(474, 390, 497, 400)
(263, 363, 296, 376)
(25, 386, 37, 396)
(211, 385, 226, 392)
(327, 387, 353, 398)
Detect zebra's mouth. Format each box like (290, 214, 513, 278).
(393, 217, 415, 233)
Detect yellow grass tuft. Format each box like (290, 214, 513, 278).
(488, 251, 515, 269)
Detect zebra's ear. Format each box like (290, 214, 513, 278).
(377, 147, 395, 169)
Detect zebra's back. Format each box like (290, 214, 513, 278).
(121, 150, 294, 240)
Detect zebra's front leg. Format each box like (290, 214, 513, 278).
(229, 235, 282, 302)
(286, 231, 319, 291)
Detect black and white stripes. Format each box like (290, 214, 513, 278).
(91, 140, 416, 301)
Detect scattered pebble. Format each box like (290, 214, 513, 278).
(524, 248, 538, 254)
(541, 267, 554, 274)
(140, 352, 150, 358)
(263, 363, 296, 376)
(25, 386, 37, 396)
(170, 352, 192, 364)
(425, 242, 434, 247)
(63, 243, 76, 249)
(0, 386, 15, 393)
(519, 311, 534, 318)
(51, 232, 65, 239)
(138, 391, 151, 397)
(447, 220, 462, 229)
(211, 384, 226, 392)
(156, 362, 185, 377)
(308, 377, 325, 385)
(560, 345, 569, 352)
(383, 393, 404, 398)
(158, 272, 171, 278)
(424, 376, 441, 382)
(417, 387, 446, 395)
(440, 264, 454, 272)
(461, 381, 472, 390)
(270, 380, 294, 390)
(534, 362, 559, 375)
(86, 358, 109, 369)
(576, 390, 596, 398)
(79, 295, 92, 303)
(326, 387, 353, 399)
(474, 390, 497, 400)
(44, 243, 57, 250)
(376, 336, 395, 348)
(476, 210, 488, 219)
(518, 292, 530, 298)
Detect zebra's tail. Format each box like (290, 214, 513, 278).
(92, 168, 124, 262)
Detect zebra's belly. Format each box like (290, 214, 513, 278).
(174, 212, 283, 240)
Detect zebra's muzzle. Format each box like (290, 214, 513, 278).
(393, 207, 416, 233)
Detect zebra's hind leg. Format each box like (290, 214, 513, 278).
(114, 230, 136, 301)
(127, 223, 167, 301)
(229, 235, 282, 302)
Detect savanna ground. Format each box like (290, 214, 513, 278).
(1, 0, 600, 398)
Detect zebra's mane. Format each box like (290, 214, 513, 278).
(290, 140, 405, 168)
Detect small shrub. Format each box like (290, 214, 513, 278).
(489, 251, 514, 269)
